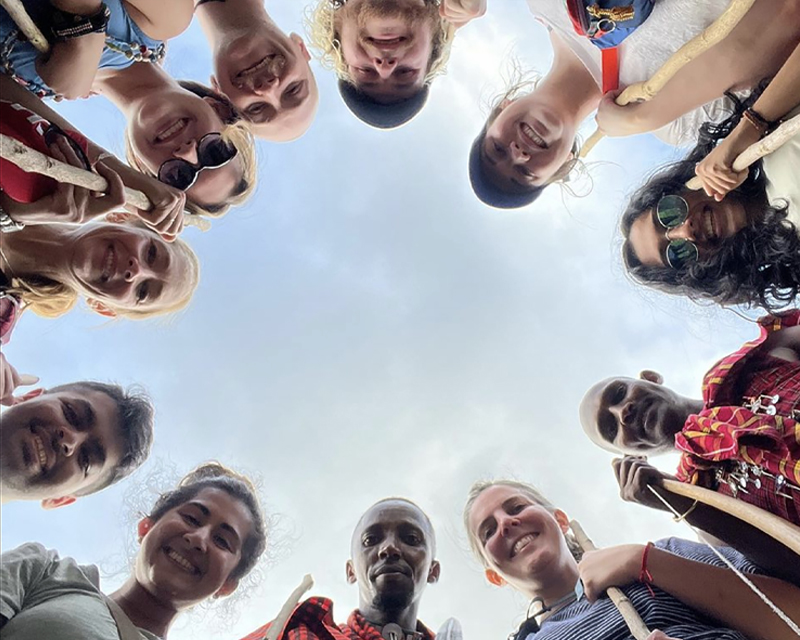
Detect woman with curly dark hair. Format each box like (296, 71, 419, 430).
(620, 60, 800, 310)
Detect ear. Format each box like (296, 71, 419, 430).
(553, 509, 571, 534)
(210, 75, 222, 93)
(498, 98, 513, 112)
(41, 495, 76, 510)
(485, 568, 505, 587)
(290, 33, 311, 62)
(105, 211, 137, 225)
(137, 517, 154, 543)
(639, 370, 664, 385)
(16, 387, 45, 404)
(345, 559, 357, 584)
(215, 577, 240, 598)
(85, 298, 117, 318)
(427, 560, 441, 584)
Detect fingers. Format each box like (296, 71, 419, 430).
(0, 354, 38, 406)
(89, 161, 127, 217)
(136, 186, 186, 238)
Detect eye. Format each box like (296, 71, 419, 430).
(61, 401, 79, 427)
(78, 448, 90, 475)
(611, 383, 626, 405)
(493, 142, 506, 158)
(215, 535, 233, 552)
(136, 281, 149, 304)
(246, 103, 266, 117)
(481, 523, 496, 544)
(181, 513, 201, 526)
(516, 165, 534, 179)
(147, 241, 157, 266)
(362, 533, 379, 547)
(287, 82, 302, 96)
(404, 532, 422, 546)
(357, 67, 377, 78)
(508, 502, 525, 515)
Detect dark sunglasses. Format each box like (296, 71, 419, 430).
(157, 133, 238, 191)
(655, 195, 699, 269)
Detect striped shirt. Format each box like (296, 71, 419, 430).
(523, 538, 761, 640)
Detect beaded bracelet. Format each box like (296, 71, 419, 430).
(639, 542, 655, 597)
(742, 107, 777, 138)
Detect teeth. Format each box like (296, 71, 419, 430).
(156, 119, 187, 143)
(33, 435, 47, 469)
(167, 550, 197, 574)
(521, 123, 546, 149)
(240, 54, 285, 78)
(512, 533, 537, 556)
(705, 210, 714, 238)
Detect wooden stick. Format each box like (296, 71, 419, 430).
(264, 574, 314, 640)
(686, 113, 800, 190)
(570, 520, 651, 640)
(579, 0, 756, 158)
(0, 134, 210, 231)
(0, 0, 49, 53)
(661, 479, 800, 556)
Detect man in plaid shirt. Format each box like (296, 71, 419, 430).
(240, 498, 442, 640)
(578, 310, 799, 538)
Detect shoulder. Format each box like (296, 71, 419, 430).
(654, 537, 763, 574)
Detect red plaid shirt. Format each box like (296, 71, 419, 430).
(675, 310, 800, 523)
(239, 597, 435, 640)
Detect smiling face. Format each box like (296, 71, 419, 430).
(346, 500, 439, 614)
(628, 189, 750, 268)
(135, 487, 254, 609)
(579, 373, 697, 455)
(0, 388, 124, 505)
(127, 88, 244, 207)
(337, 0, 440, 104)
(212, 30, 318, 141)
(467, 485, 572, 595)
(67, 224, 194, 315)
(481, 94, 576, 193)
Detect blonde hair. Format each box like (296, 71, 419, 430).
(9, 235, 200, 321)
(304, 0, 455, 85)
(125, 121, 257, 220)
(463, 479, 583, 567)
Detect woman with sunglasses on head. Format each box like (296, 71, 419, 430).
(0, 462, 268, 639)
(464, 479, 800, 640)
(620, 55, 800, 310)
(452, 0, 800, 210)
(0, 215, 199, 320)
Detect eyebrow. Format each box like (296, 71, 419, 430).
(186, 501, 243, 544)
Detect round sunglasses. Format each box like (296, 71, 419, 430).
(655, 195, 699, 269)
(157, 133, 238, 191)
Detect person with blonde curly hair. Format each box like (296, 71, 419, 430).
(195, 0, 319, 142)
(0, 219, 199, 320)
(306, 0, 456, 129)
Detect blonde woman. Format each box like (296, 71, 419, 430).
(464, 479, 800, 640)
(0, 219, 199, 319)
(305, 0, 456, 129)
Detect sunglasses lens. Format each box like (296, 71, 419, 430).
(656, 195, 688, 229)
(666, 239, 699, 269)
(197, 134, 237, 168)
(158, 159, 197, 191)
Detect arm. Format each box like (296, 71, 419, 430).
(0, 352, 39, 406)
(613, 457, 800, 585)
(439, 0, 487, 28)
(0, 543, 54, 624)
(695, 41, 800, 200)
(578, 544, 800, 640)
(122, 0, 193, 40)
(0, 74, 186, 238)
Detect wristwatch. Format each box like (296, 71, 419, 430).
(49, 2, 111, 42)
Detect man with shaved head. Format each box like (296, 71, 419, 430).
(579, 310, 800, 533)
(241, 497, 451, 640)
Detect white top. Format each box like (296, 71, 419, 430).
(0, 543, 160, 640)
(526, 0, 745, 146)
(763, 109, 800, 227)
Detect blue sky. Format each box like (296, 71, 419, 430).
(0, 2, 774, 639)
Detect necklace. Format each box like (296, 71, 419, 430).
(511, 580, 583, 640)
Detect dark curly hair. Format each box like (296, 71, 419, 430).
(621, 91, 800, 310)
(147, 462, 267, 581)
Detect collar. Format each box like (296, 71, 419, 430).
(346, 610, 434, 640)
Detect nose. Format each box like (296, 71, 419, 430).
(124, 256, 140, 282)
(57, 425, 85, 457)
(251, 73, 279, 95)
(173, 139, 199, 165)
(498, 513, 520, 538)
(184, 527, 209, 552)
(509, 141, 530, 163)
(378, 536, 401, 560)
(610, 401, 634, 427)
(372, 57, 397, 79)
(665, 218, 695, 242)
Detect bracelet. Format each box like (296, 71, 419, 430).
(742, 107, 778, 138)
(639, 542, 655, 597)
(0, 196, 24, 233)
(49, 3, 111, 42)
(673, 499, 699, 523)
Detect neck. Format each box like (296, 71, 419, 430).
(687, 397, 706, 416)
(359, 600, 421, 635)
(109, 576, 180, 638)
(94, 62, 174, 119)
(196, 0, 273, 47)
(522, 556, 581, 617)
(1, 226, 74, 284)
(539, 34, 603, 126)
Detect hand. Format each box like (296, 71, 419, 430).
(613, 456, 675, 512)
(577, 545, 643, 602)
(439, 0, 486, 28)
(0, 352, 40, 406)
(0, 136, 126, 226)
(122, 172, 186, 241)
(595, 90, 648, 137)
(694, 121, 759, 201)
(35, 32, 106, 100)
